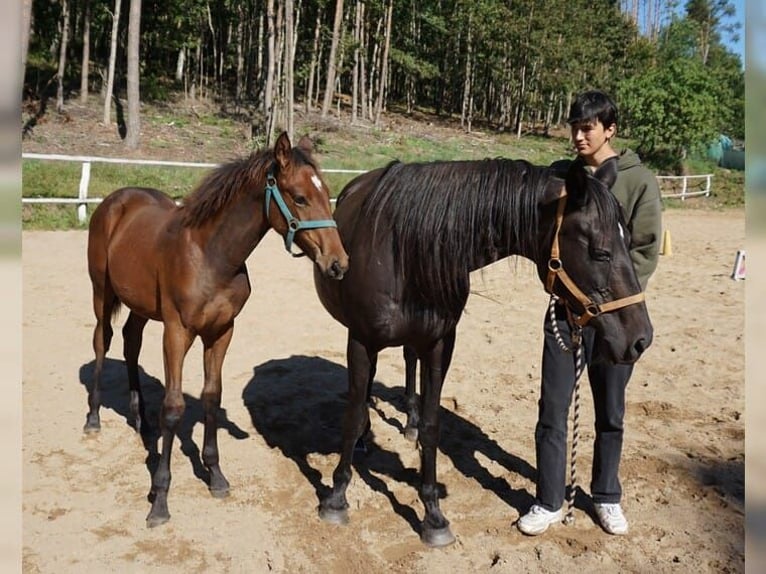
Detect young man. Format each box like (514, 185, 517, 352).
(517, 90, 662, 536)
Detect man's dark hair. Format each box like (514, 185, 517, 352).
(567, 90, 618, 128)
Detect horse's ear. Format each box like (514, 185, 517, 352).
(564, 162, 590, 207)
(296, 135, 314, 154)
(274, 132, 292, 170)
(593, 156, 619, 189)
(541, 177, 565, 205)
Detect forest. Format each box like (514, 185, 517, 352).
(21, 0, 743, 169)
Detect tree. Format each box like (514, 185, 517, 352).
(125, 0, 142, 149)
(618, 57, 719, 165)
(22, 0, 33, 85)
(80, 0, 91, 103)
(685, 0, 738, 65)
(321, 0, 344, 117)
(103, 0, 122, 126)
(56, 0, 70, 112)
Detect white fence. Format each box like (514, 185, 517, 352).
(21, 153, 366, 223)
(21, 153, 712, 223)
(655, 173, 713, 200)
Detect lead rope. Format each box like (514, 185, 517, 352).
(548, 294, 585, 525)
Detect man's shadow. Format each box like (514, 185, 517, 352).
(242, 354, 537, 536)
(78, 358, 249, 493)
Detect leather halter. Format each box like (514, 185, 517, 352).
(545, 189, 645, 327)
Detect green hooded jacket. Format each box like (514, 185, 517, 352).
(552, 149, 662, 290)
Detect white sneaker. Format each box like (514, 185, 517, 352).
(517, 504, 562, 535)
(594, 503, 629, 535)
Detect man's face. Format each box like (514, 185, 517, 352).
(570, 119, 616, 161)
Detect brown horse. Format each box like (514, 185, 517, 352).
(313, 156, 652, 546)
(85, 132, 349, 527)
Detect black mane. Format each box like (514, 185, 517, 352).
(361, 158, 551, 316)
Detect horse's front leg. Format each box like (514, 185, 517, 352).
(146, 324, 194, 528)
(319, 334, 374, 525)
(418, 329, 457, 547)
(200, 325, 234, 498)
(403, 345, 419, 442)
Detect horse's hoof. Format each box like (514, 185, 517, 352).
(318, 504, 349, 525)
(421, 525, 456, 547)
(146, 512, 170, 528)
(209, 487, 230, 499)
(404, 427, 418, 442)
(83, 420, 101, 434)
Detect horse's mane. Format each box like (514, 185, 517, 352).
(361, 158, 550, 316)
(181, 145, 317, 227)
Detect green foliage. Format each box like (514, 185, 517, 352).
(618, 58, 719, 161)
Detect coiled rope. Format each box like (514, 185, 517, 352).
(547, 294, 585, 525)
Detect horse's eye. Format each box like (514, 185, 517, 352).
(591, 248, 611, 262)
(293, 195, 308, 207)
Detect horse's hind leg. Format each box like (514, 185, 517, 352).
(319, 334, 373, 525)
(85, 281, 117, 433)
(403, 345, 419, 442)
(200, 326, 234, 497)
(417, 330, 457, 547)
(123, 312, 150, 435)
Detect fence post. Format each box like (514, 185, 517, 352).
(681, 176, 688, 201)
(78, 161, 92, 224)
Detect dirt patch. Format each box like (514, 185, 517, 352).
(22, 207, 744, 572)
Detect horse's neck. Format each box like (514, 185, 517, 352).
(195, 192, 268, 274)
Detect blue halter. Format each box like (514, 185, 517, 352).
(264, 171, 338, 256)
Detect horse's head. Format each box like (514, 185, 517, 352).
(267, 132, 349, 280)
(538, 158, 653, 363)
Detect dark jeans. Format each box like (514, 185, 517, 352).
(534, 302, 633, 511)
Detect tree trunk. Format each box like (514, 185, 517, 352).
(306, 6, 322, 111)
(103, 0, 122, 125)
(351, 0, 361, 123)
(22, 0, 33, 86)
(460, 21, 473, 132)
(235, 6, 244, 102)
(175, 47, 185, 83)
(264, 0, 277, 144)
(321, 0, 344, 117)
(56, 0, 70, 113)
(373, 0, 392, 125)
(125, 0, 142, 149)
(285, 0, 294, 140)
(358, 1, 367, 121)
(80, 0, 91, 103)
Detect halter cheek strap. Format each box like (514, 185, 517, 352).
(264, 171, 338, 256)
(545, 191, 645, 327)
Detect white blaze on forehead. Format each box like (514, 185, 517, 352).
(311, 174, 324, 192)
(618, 222, 625, 240)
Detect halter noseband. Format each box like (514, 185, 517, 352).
(545, 189, 645, 327)
(264, 171, 338, 256)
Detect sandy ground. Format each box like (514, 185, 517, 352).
(22, 208, 744, 573)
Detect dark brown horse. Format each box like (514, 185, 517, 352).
(85, 132, 349, 527)
(313, 156, 652, 546)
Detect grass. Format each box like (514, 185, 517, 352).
(22, 102, 744, 229)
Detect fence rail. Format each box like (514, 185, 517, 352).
(22, 153, 713, 223)
(655, 173, 713, 200)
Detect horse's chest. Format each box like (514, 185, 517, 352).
(182, 276, 251, 333)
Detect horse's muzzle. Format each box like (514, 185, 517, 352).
(317, 255, 348, 280)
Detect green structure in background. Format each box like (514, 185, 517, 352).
(709, 134, 745, 171)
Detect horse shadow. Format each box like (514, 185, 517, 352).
(78, 358, 249, 491)
(242, 354, 537, 535)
